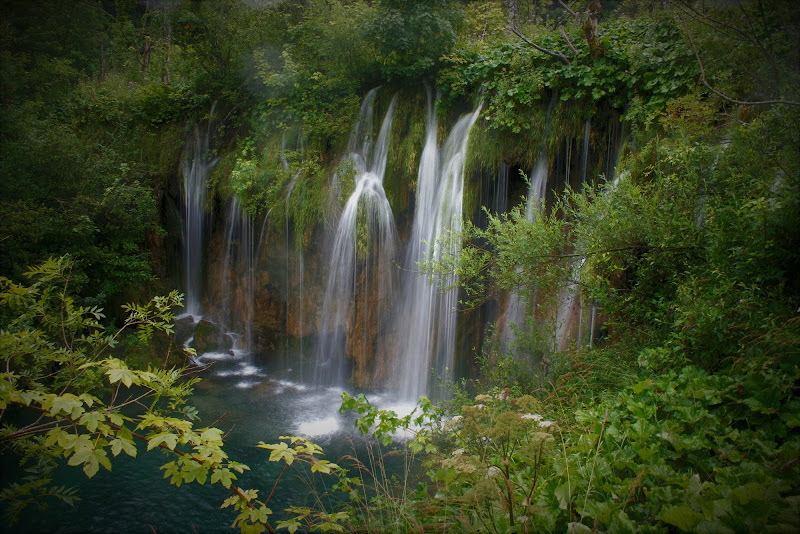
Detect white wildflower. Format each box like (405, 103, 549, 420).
(538, 420, 556, 429)
(452, 448, 466, 457)
(521, 413, 543, 422)
(487, 466, 502, 478)
(443, 414, 463, 431)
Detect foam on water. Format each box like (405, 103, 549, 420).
(215, 363, 265, 378)
(272, 379, 309, 392)
(295, 416, 341, 437)
(199, 352, 235, 361)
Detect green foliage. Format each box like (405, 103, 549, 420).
(337, 392, 445, 531)
(0, 97, 163, 300)
(0, 257, 189, 521)
(330, 352, 799, 533)
(544, 361, 800, 532)
(228, 136, 331, 246)
(2, 2, 799, 532)
(438, 14, 697, 136)
(369, 0, 461, 81)
(0, 257, 357, 533)
(429, 391, 557, 531)
(383, 89, 428, 214)
(424, 199, 569, 321)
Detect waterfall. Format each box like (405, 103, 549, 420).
(556, 117, 593, 351)
(217, 198, 256, 352)
(393, 91, 483, 401)
(580, 119, 591, 186)
(315, 90, 399, 387)
(501, 150, 549, 355)
(282, 129, 304, 356)
(494, 163, 509, 215)
(180, 104, 217, 316)
(500, 91, 557, 358)
(525, 152, 549, 222)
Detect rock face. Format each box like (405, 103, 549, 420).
(192, 319, 232, 354)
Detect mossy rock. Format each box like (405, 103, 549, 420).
(193, 319, 232, 354)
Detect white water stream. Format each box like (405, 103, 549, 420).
(393, 90, 483, 400)
(315, 89, 399, 387)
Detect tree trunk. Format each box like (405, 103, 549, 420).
(99, 36, 106, 80)
(584, 0, 603, 58)
(162, 24, 171, 85)
(142, 40, 151, 76)
(508, 0, 519, 25)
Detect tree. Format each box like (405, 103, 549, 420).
(369, 0, 462, 80)
(0, 256, 193, 523)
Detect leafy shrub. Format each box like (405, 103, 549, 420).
(545, 362, 800, 532)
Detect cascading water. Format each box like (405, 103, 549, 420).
(580, 119, 591, 186)
(501, 151, 549, 355)
(281, 130, 305, 357)
(217, 198, 256, 352)
(393, 91, 483, 401)
(500, 92, 557, 357)
(493, 163, 510, 215)
(181, 104, 218, 316)
(555, 117, 593, 351)
(315, 90, 399, 387)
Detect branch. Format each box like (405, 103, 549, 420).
(557, 0, 580, 22)
(0, 420, 64, 443)
(560, 26, 579, 56)
(509, 24, 570, 65)
(680, 17, 800, 107)
(670, 0, 762, 50)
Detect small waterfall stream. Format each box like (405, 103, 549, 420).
(501, 150, 548, 356)
(181, 104, 218, 316)
(282, 130, 305, 359)
(216, 198, 257, 352)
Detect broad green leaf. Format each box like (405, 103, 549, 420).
(79, 411, 105, 433)
(148, 432, 179, 451)
(110, 437, 137, 458)
(259, 442, 296, 465)
(83, 456, 99, 478)
(221, 495, 239, 509)
(50, 394, 84, 418)
(106, 367, 137, 388)
(211, 468, 235, 488)
(657, 506, 704, 531)
(68, 446, 94, 467)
